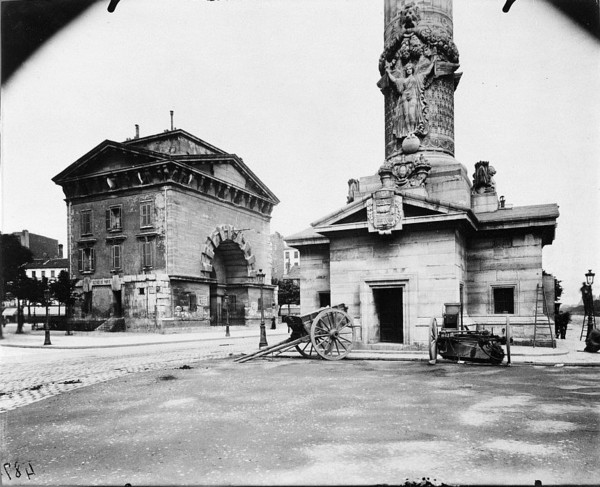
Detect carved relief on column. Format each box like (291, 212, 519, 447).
(379, 0, 459, 159)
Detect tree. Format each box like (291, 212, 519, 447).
(8, 275, 48, 334)
(0, 234, 34, 337)
(274, 278, 300, 315)
(50, 271, 78, 334)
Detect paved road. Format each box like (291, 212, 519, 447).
(2, 356, 600, 486)
(0, 337, 260, 413)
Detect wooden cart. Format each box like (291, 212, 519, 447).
(234, 304, 355, 363)
(428, 318, 511, 366)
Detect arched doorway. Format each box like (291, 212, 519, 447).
(210, 240, 250, 325)
(201, 224, 256, 326)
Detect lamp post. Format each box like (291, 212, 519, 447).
(43, 290, 52, 346)
(257, 269, 268, 348)
(585, 269, 595, 338)
(224, 294, 230, 337)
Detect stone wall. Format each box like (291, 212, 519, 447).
(299, 227, 467, 345)
(297, 244, 331, 314)
(466, 232, 543, 319)
(70, 189, 167, 278)
(166, 187, 271, 281)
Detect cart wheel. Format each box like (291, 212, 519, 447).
(310, 308, 355, 360)
(428, 318, 438, 365)
(295, 341, 319, 359)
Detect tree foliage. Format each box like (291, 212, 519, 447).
(50, 270, 78, 314)
(0, 234, 34, 336)
(272, 278, 300, 306)
(0, 234, 33, 286)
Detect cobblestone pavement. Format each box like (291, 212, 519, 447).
(0, 338, 259, 413)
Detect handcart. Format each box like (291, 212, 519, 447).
(234, 304, 355, 363)
(428, 317, 511, 366)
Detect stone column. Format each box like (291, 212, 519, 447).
(379, 0, 460, 164)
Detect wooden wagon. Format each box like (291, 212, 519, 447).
(234, 304, 356, 363)
(428, 318, 512, 366)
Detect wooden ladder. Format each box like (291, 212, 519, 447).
(580, 312, 597, 340)
(533, 283, 556, 348)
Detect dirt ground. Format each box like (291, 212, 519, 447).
(3, 358, 599, 486)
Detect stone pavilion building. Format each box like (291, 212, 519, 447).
(286, 0, 559, 347)
(53, 125, 279, 331)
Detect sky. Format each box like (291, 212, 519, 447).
(1, 0, 598, 304)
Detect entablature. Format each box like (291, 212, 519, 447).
(60, 160, 276, 217)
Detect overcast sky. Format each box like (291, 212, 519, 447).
(1, 0, 598, 304)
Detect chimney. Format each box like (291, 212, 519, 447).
(135, 124, 140, 139)
(170, 110, 174, 131)
(58, 244, 64, 258)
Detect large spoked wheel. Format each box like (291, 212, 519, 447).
(428, 318, 438, 365)
(310, 308, 355, 360)
(295, 340, 318, 359)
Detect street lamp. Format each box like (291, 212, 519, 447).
(224, 294, 230, 338)
(585, 269, 595, 286)
(257, 269, 268, 348)
(43, 290, 52, 346)
(584, 269, 595, 338)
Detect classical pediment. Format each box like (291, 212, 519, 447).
(53, 131, 279, 216)
(52, 141, 166, 183)
(312, 193, 474, 234)
(124, 129, 225, 156)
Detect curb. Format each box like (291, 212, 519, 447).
(0, 333, 288, 350)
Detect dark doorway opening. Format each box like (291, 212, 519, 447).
(112, 290, 123, 318)
(319, 292, 331, 308)
(373, 287, 403, 343)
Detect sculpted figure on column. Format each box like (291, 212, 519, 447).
(386, 58, 435, 139)
(379, 1, 459, 151)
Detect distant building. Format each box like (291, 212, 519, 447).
(11, 230, 63, 260)
(24, 258, 69, 282)
(283, 245, 300, 275)
(53, 126, 279, 331)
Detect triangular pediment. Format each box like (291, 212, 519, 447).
(53, 131, 279, 207)
(312, 193, 472, 232)
(124, 129, 225, 156)
(52, 141, 166, 183)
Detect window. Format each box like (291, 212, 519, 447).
(294, 251, 299, 259)
(493, 287, 515, 314)
(78, 248, 95, 273)
(41, 271, 46, 278)
(32, 271, 36, 278)
(80, 210, 92, 236)
(51, 270, 55, 278)
(111, 244, 122, 270)
(142, 240, 153, 269)
(140, 202, 153, 228)
(106, 206, 122, 232)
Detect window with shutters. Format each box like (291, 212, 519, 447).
(106, 206, 122, 232)
(140, 201, 153, 228)
(111, 244, 123, 271)
(78, 247, 96, 273)
(142, 240, 153, 269)
(80, 210, 92, 236)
